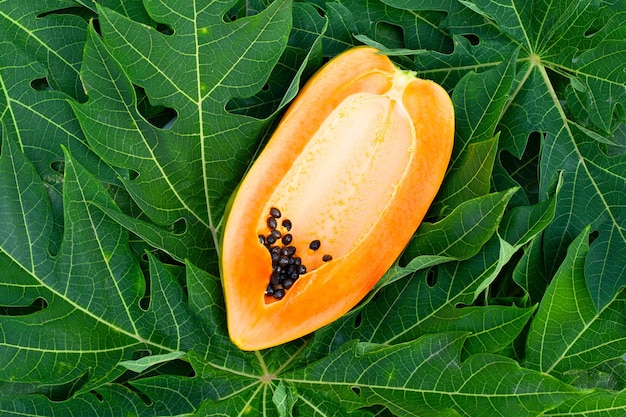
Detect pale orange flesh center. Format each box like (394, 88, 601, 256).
(259, 70, 416, 279)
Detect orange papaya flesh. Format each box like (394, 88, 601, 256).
(221, 46, 454, 351)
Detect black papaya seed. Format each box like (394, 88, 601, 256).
(281, 233, 292, 245)
(270, 207, 281, 218)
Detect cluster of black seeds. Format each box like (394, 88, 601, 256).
(260, 207, 305, 299)
(260, 207, 333, 300)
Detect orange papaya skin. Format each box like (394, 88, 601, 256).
(221, 46, 454, 350)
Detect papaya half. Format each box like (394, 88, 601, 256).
(221, 46, 454, 350)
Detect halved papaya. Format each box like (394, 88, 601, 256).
(221, 46, 454, 350)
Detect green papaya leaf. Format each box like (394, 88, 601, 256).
(524, 226, 626, 377)
(287, 333, 583, 417)
(545, 389, 626, 417)
(71, 0, 293, 273)
(0, 139, 207, 390)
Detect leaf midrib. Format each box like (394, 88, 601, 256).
(537, 62, 626, 247)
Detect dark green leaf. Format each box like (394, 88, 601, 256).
(71, 0, 293, 273)
(288, 333, 582, 417)
(524, 227, 626, 377)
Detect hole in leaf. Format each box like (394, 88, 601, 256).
(139, 293, 150, 311)
(351, 386, 361, 397)
(155, 22, 174, 36)
(375, 21, 405, 49)
(30, 77, 51, 91)
(545, 68, 570, 96)
(90, 390, 104, 402)
(353, 311, 363, 329)
(92, 18, 101, 34)
(461, 33, 480, 46)
(37, 6, 95, 22)
(486, 251, 526, 302)
(40, 372, 91, 402)
(129, 169, 140, 180)
(139, 261, 151, 311)
(499, 132, 541, 205)
(226, 88, 279, 119)
(225, 2, 266, 21)
(224, 4, 245, 22)
(0, 297, 48, 316)
(117, 356, 194, 383)
(30, 77, 52, 93)
(584, 18, 602, 38)
(50, 160, 65, 174)
(124, 382, 154, 406)
(426, 268, 437, 288)
(131, 349, 152, 360)
(142, 358, 196, 378)
(169, 218, 187, 235)
(135, 85, 178, 129)
(151, 249, 185, 267)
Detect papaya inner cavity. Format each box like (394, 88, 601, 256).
(264, 87, 414, 272)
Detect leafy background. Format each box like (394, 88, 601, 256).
(1, 0, 625, 415)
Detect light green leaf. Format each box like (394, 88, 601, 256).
(118, 351, 187, 373)
(353, 34, 426, 56)
(513, 236, 550, 305)
(195, 384, 269, 417)
(402, 189, 516, 265)
(524, 226, 626, 376)
(288, 333, 582, 417)
(545, 388, 626, 417)
(273, 380, 298, 417)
